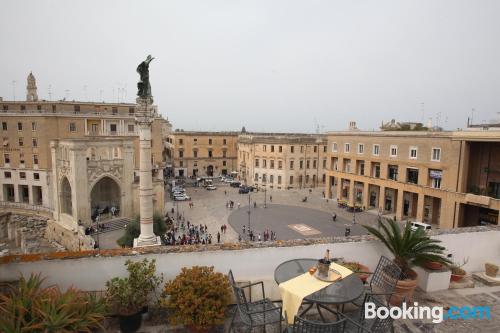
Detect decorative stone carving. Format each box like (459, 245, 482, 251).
(87, 162, 123, 186)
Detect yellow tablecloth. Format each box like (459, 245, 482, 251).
(278, 262, 353, 324)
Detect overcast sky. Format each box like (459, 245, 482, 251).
(1, 0, 499, 132)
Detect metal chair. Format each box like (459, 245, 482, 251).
(287, 315, 346, 333)
(228, 270, 283, 332)
(353, 256, 401, 306)
(340, 294, 395, 333)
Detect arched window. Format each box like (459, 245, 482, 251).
(61, 177, 72, 215)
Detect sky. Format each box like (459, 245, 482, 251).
(1, 0, 499, 132)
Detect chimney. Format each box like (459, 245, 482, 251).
(348, 121, 358, 131)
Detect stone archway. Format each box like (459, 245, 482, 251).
(207, 165, 214, 177)
(90, 176, 121, 218)
(61, 177, 73, 215)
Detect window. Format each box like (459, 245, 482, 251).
(193, 150, 198, 158)
(314, 146, 317, 153)
(110, 124, 117, 133)
(4, 154, 10, 164)
(409, 147, 418, 159)
(263, 145, 267, 152)
(179, 151, 184, 158)
(290, 160, 294, 169)
(344, 159, 351, 173)
(358, 143, 364, 154)
(270, 160, 274, 169)
(52, 105, 56, 112)
(290, 146, 294, 153)
(223, 138, 227, 145)
(323, 145, 327, 153)
(407, 168, 419, 184)
(344, 143, 350, 153)
(20, 172, 26, 179)
(278, 175, 282, 184)
(299, 160, 303, 169)
(129, 107, 135, 114)
(69, 123, 76, 132)
(388, 165, 398, 181)
(278, 160, 283, 169)
(34, 173, 40, 180)
(91, 123, 98, 133)
(33, 155, 39, 165)
(208, 150, 213, 158)
(20, 153, 25, 164)
(271, 145, 275, 152)
(179, 139, 183, 145)
(262, 174, 267, 182)
(222, 151, 227, 158)
(193, 138, 198, 144)
(31, 122, 37, 131)
(37, 105, 41, 111)
(21, 105, 26, 111)
(18, 137, 23, 146)
(112, 107, 118, 114)
(128, 124, 135, 132)
(2, 105, 8, 111)
(32, 138, 37, 147)
(18, 122, 23, 131)
(254, 173, 259, 181)
(2, 122, 6, 130)
(300, 146, 304, 153)
(179, 161, 183, 167)
(373, 163, 380, 178)
(209, 138, 212, 145)
(222, 160, 226, 166)
(289, 176, 294, 184)
(373, 144, 380, 156)
(279, 146, 282, 153)
(390, 145, 398, 157)
(4, 171, 11, 178)
(359, 162, 365, 176)
(263, 159, 267, 168)
(255, 159, 259, 167)
(431, 148, 441, 161)
(74, 105, 80, 113)
(313, 160, 317, 168)
(269, 175, 274, 183)
(306, 160, 310, 169)
(332, 143, 338, 152)
(429, 169, 442, 189)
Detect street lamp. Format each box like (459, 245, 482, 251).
(247, 193, 251, 240)
(258, 176, 267, 208)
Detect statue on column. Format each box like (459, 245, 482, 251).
(137, 55, 155, 98)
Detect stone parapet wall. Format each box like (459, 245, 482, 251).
(44, 219, 94, 252)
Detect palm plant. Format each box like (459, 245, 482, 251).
(363, 218, 452, 278)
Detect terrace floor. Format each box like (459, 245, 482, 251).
(104, 282, 500, 332)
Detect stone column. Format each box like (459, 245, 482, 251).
(378, 185, 386, 212)
(362, 182, 370, 209)
(395, 189, 404, 221)
(348, 179, 355, 206)
(416, 193, 425, 222)
(134, 97, 161, 247)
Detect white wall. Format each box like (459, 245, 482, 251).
(1, 230, 498, 300)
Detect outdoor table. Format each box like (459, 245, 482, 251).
(274, 258, 364, 321)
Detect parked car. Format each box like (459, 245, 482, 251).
(238, 186, 250, 194)
(230, 181, 241, 188)
(206, 184, 217, 191)
(409, 221, 432, 232)
(174, 194, 191, 201)
(224, 178, 234, 183)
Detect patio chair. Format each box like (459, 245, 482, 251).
(286, 314, 346, 333)
(339, 294, 395, 333)
(228, 270, 283, 332)
(353, 256, 401, 307)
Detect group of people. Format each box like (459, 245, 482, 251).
(241, 225, 277, 242)
(226, 200, 240, 209)
(163, 214, 214, 245)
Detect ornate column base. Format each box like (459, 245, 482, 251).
(133, 235, 161, 248)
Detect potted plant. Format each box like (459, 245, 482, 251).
(363, 218, 451, 305)
(341, 261, 371, 283)
(0, 274, 106, 332)
(105, 258, 163, 333)
(450, 258, 468, 282)
(161, 266, 231, 332)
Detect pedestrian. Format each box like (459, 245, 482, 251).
(238, 202, 241, 209)
(322, 191, 325, 198)
(243, 225, 246, 234)
(345, 227, 351, 237)
(332, 213, 337, 222)
(254, 201, 257, 208)
(270, 195, 272, 202)
(238, 234, 242, 242)
(217, 232, 221, 243)
(224, 190, 227, 195)
(258, 233, 261, 242)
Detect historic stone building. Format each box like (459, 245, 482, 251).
(237, 133, 328, 190)
(0, 73, 169, 229)
(325, 129, 500, 229)
(164, 131, 239, 178)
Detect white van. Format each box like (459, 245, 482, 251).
(410, 221, 432, 231)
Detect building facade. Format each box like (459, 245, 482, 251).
(325, 130, 500, 229)
(164, 131, 239, 178)
(0, 73, 169, 229)
(237, 133, 328, 190)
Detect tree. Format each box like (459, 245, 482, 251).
(117, 213, 166, 247)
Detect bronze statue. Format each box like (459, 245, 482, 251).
(137, 55, 155, 98)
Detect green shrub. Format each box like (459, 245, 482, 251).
(117, 213, 166, 247)
(0, 274, 106, 333)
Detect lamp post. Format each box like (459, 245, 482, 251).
(247, 193, 251, 240)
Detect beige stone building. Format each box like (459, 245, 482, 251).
(237, 133, 328, 190)
(0, 73, 170, 229)
(325, 129, 500, 229)
(164, 131, 239, 178)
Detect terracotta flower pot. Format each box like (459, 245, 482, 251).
(485, 263, 499, 277)
(450, 273, 465, 282)
(388, 270, 418, 306)
(119, 312, 142, 333)
(423, 261, 444, 270)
